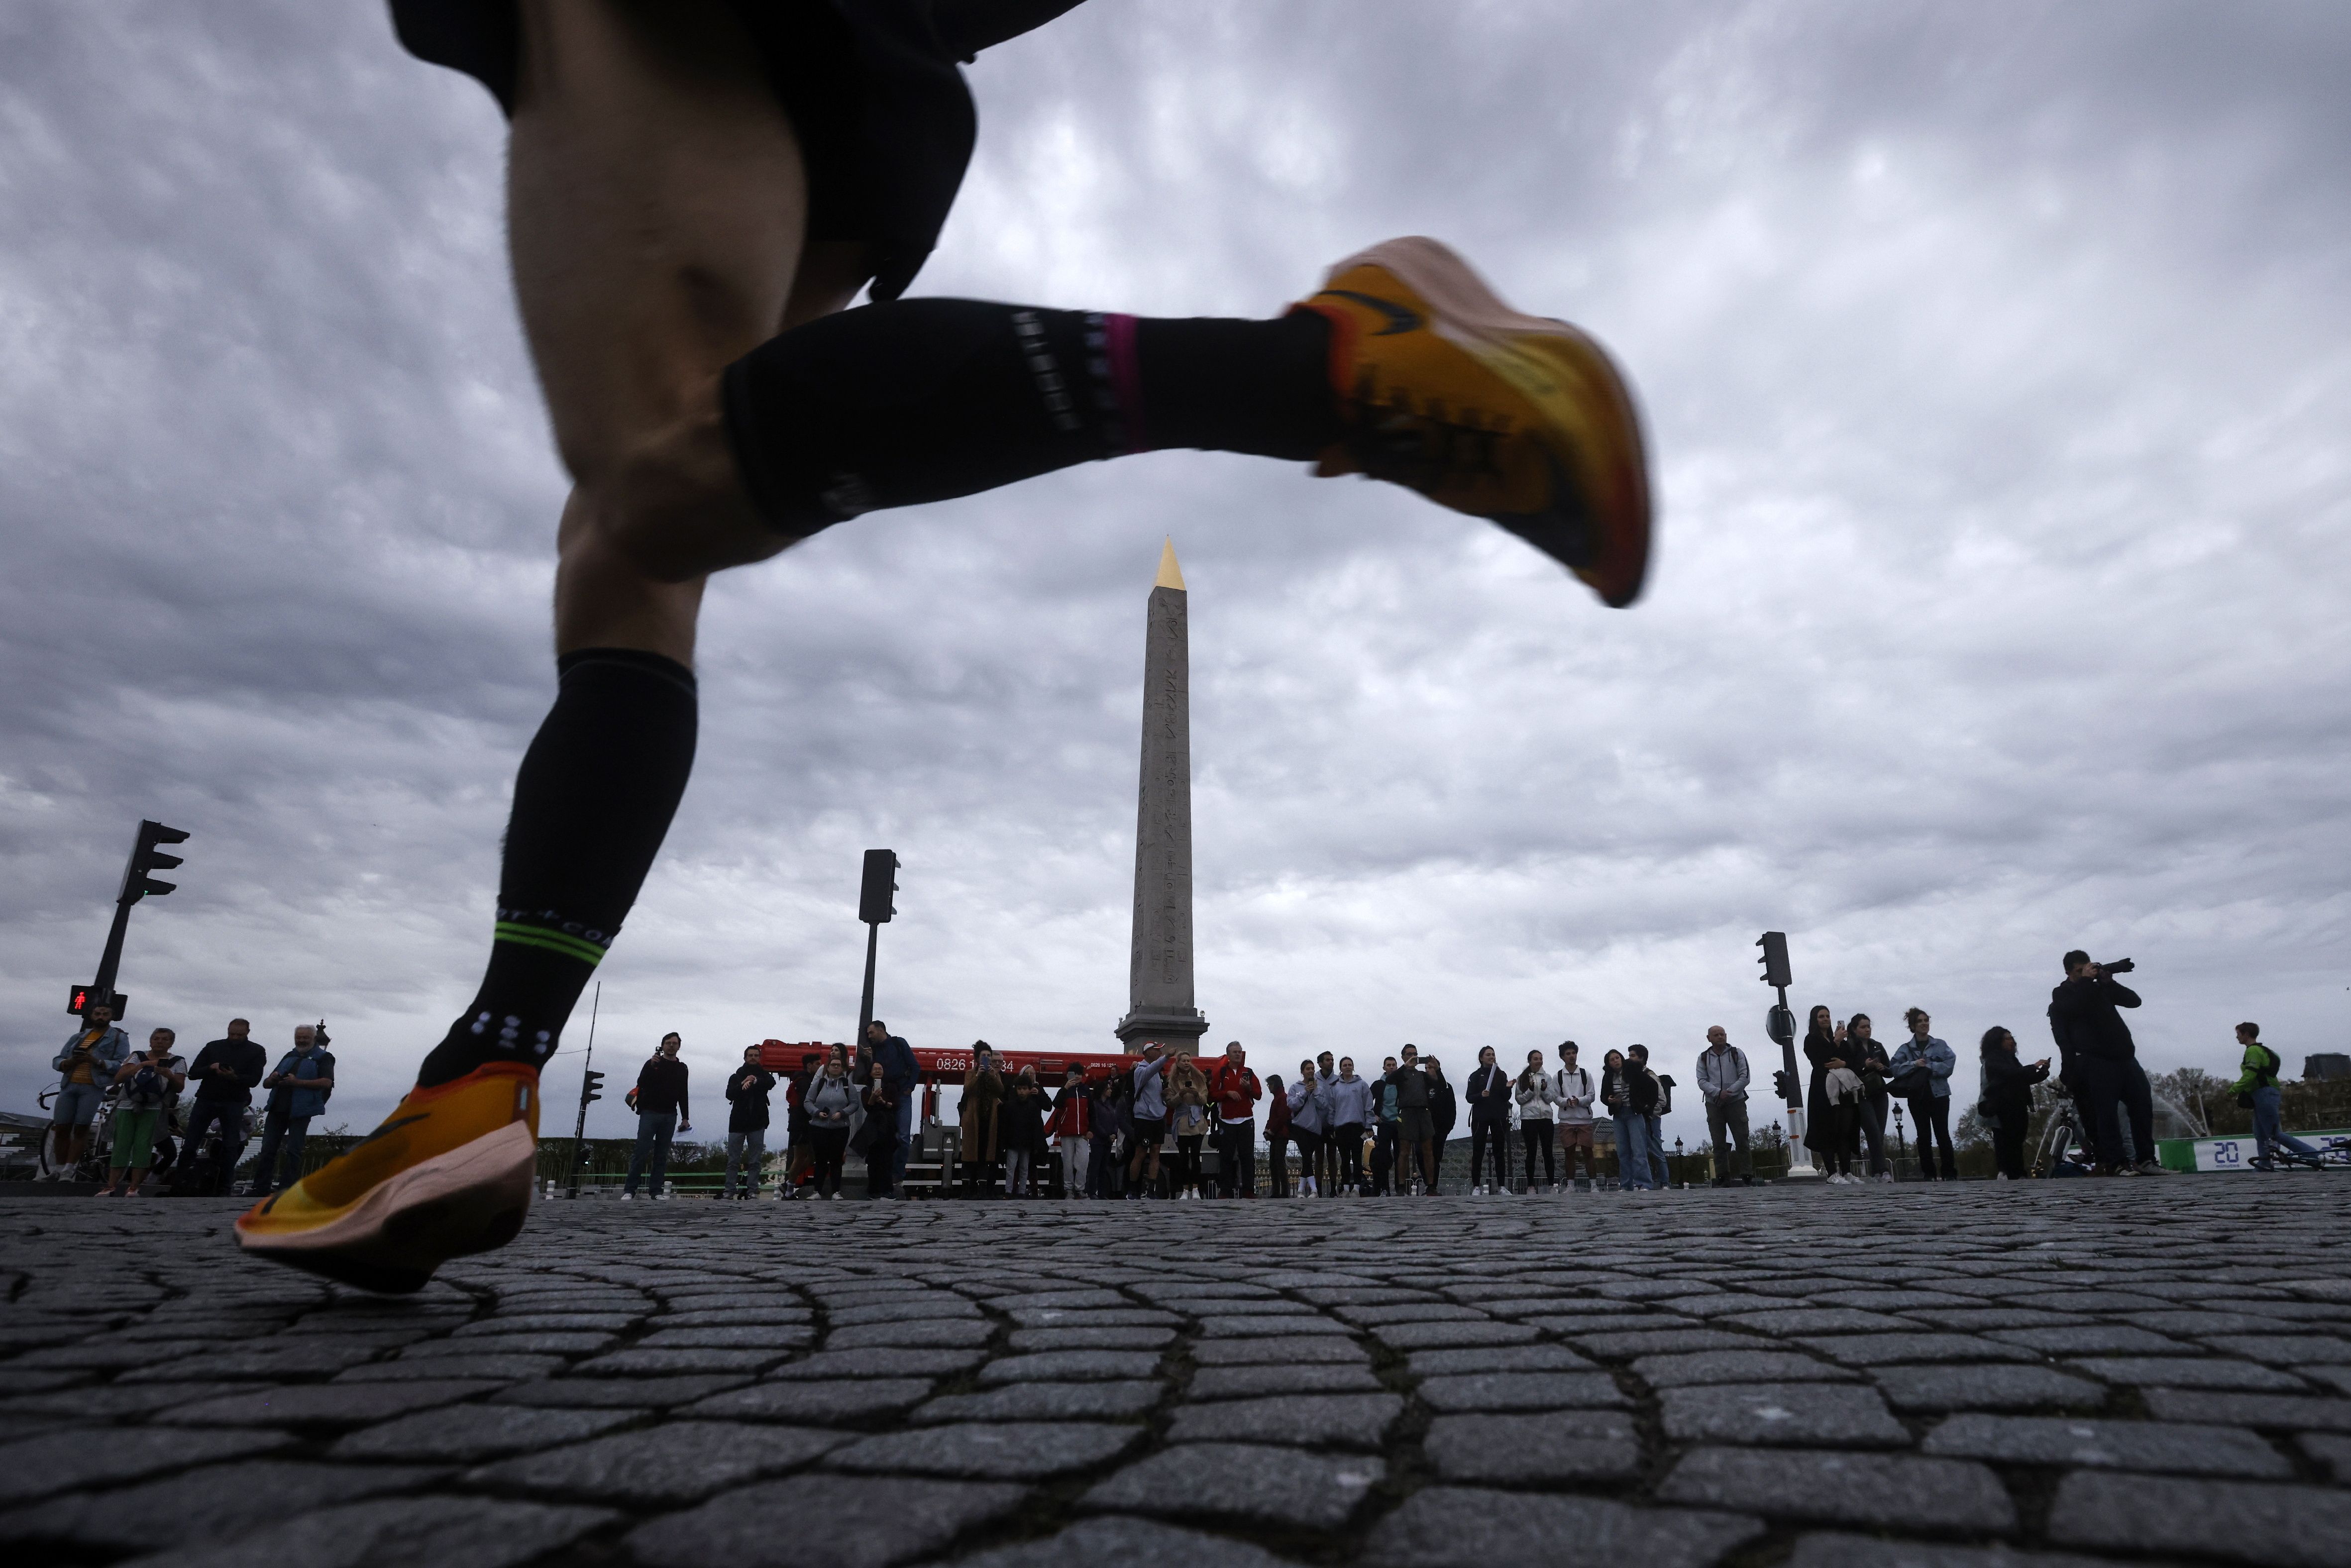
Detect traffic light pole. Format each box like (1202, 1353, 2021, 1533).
(567, 982, 601, 1198)
(80, 820, 189, 1018)
(90, 898, 138, 1004)
(1774, 979, 1814, 1174)
(855, 920, 880, 1048)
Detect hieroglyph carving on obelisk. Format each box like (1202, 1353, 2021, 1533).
(1115, 539, 1209, 1052)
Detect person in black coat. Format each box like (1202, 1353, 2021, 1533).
(1463, 1046, 1513, 1194)
(1979, 1027, 2049, 1180)
(722, 1046, 777, 1199)
(2046, 951, 2154, 1174)
(1425, 1056, 1457, 1191)
(1800, 1005, 1845, 1165)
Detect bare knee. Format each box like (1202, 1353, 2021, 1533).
(561, 381, 786, 586)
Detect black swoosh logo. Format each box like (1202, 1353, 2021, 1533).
(1322, 289, 1422, 336)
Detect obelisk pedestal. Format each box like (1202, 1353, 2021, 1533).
(1115, 540, 1209, 1053)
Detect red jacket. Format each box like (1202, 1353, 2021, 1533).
(1210, 1062, 1261, 1121)
(1045, 1085, 1092, 1139)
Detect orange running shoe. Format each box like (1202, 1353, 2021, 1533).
(235, 1062, 539, 1294)
(1293, 237, 1653, 607)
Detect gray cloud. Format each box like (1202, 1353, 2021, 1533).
(3, 2, 2347, 1158)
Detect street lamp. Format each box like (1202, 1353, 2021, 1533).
(1892, 1101, 1910, 1179)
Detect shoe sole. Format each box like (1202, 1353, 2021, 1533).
(1330, 236, 1652, 606)
(236, 1120, 536, 1294)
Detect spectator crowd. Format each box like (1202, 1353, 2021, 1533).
(31, 949, 2327, 1197)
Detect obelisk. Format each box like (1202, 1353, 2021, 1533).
(1115, 539, 1209, 1053)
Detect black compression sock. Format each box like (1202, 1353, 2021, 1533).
(721, 301, 1336, 533)
(417, 648, 697, 1087)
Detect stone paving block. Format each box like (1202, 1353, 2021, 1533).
(1784, 1533, 2114, 1568)
(1416, 1371, 1628, 1412)
(1083, 1442, 1382, 1531)
(1659, 1382, 1910, 1447)
(633, 1325, 817, 1350)
(17, 1338, 216, 1369)
(0, 1380, 246, 1418)
(1425, 1411, 1641, 1481)
(651, 1308, 810, 1328)
(147, 1339, 387, 1379)
(1192, 1334, 1368, 1365)
(776, 1348, 988, 1380)
(1573, 1329, 1761, 1358)
(983, 1289, 1130, 1311)
(1923, 1412, 2293, 1477)
(1408, 1344, 1595, 1377)
(2203, 1334, 2351, 1366)
(2127, 1310, 2309, 1336)
(1197, 1314, 1351, 1338)
(491, 1373, 747, 1408)
(1907, 1308, 2064, 1332)
(1873, 1364, 2108, 1413)
(828, 1318, 997, 1350)
(1985, 1324, 2188, 1355)
(1718, 1307, 1924, 1335)
(572, 1346, 793, 1376)
(1797, 1333, 2035, 1367)
(1365, 1486, 1762, 1568)
(0, 1423, 295, 1503)
(0, 1459, 442, 1551)
(1167, 1392, 1403, 1448)
(629, 1474, 1024, 1568)
(827, 1420, 1141, 1479)
(1334, 1302, 1492, 1326)
(1658, 1447, 2015, 1532)
(951, 1515, 1290, 1568)
(914, 1380, 1163, 1424)
(829, 1298, 982, 1325)
(2309, 1366, 2351, 1396)
(1372, 1319, 1539, 1350)
(2143, 1389, 2351, 1432)
(1006, 1325, 1173, 1352)
(1638, 1350, 1856, 1387)
(135, 1495, 616, 1568)
(154, 1379, 502, 1428)
(2048, 1471, 2351, 1566)
(978, 1350, 1162, 1383)
(450, 1313, 641, 1336)
(2067, 1355, 2308, 1390)
(465, 1418, 839, 1505)
(1008, 1308, 1181, 1329)
(1190, 1361, 1386, 1399)
(684, 1377, 934, 1424)
(336, 1351, 570, 1382)
(333, 1402, 638, 1461)
(403, 1330, 615, 1357)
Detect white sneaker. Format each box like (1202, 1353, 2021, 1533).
(619, 1191, 635, 1201)
(1877, 1172, 1894, 1184)
(1499, 1187, 1515, 1197)
(1995, 1172, 2011, 1181)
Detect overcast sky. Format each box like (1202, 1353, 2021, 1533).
(3, 1, 2347, 1157)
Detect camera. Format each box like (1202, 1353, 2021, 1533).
(2097, 958, 2134, 975)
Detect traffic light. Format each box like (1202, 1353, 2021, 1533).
(67, 984, 128, 1017)
(122, 820, 190, 903)
(858, 848, 899, 925)
(1772, 1068, 1797, 1104)
(580, 1068, 605, 1107)
(1755, 930, 1791, 990)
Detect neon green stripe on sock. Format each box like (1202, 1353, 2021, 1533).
(493, 924, 609, 966)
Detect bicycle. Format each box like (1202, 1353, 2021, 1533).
(35, 1085, 117, 1182)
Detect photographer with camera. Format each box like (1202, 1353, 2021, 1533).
(2047, 952, 2163, 1177)
(96, 1027, 186, 1197)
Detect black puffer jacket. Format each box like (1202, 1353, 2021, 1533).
(2046, 976, 2141, 1066)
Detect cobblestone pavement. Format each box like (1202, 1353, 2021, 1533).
(4, 1181, 2350, 1568)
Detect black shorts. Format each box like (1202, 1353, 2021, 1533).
(389, 0, 975, 302)
(1129, 1116, 1166, 1149)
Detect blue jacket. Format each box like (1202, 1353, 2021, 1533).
(1889, 1034, 1957, 1100)
(55, 1025, 131, 1088)
(266, 1048, 336, 1119)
